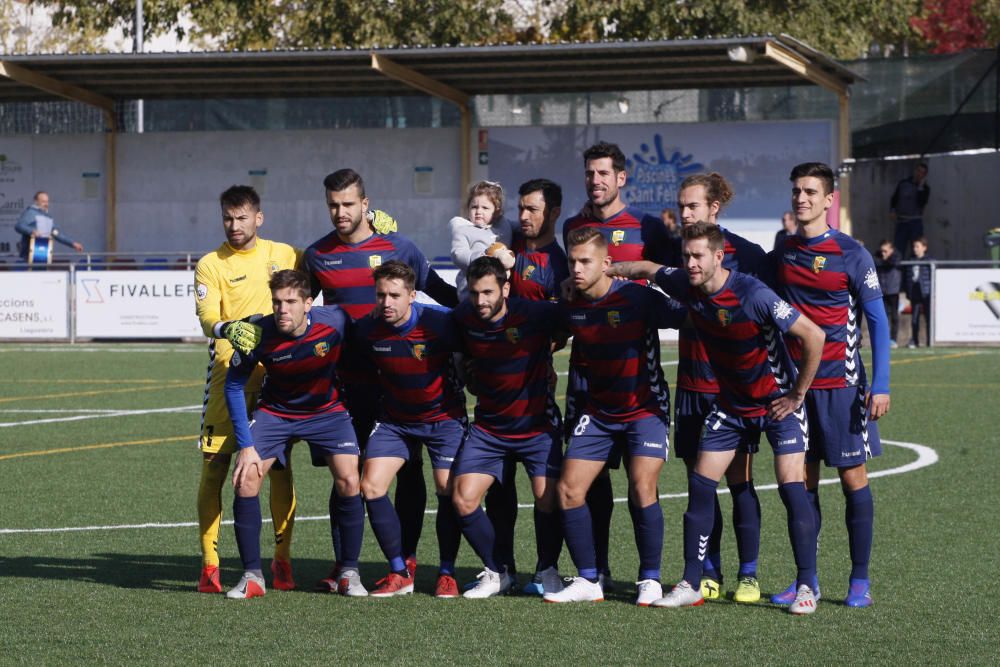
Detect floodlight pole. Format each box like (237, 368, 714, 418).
(370, 53, 472, 201)
(134, 0, 144, 133)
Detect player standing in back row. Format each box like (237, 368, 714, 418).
(767, 162, 891, 608)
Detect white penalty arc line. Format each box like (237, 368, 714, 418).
(0, 439, 937, 536)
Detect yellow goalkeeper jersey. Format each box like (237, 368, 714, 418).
(194, 238, 301, 356)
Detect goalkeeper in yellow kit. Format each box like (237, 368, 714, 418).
(195, 185, 398, 593)
(194, 185, 301, 593)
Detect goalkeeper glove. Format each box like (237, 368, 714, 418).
(368, 209, 398, 234)
(223, 320, 263, 354)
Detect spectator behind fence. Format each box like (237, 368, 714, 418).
(14, 191, 84, 260)
(773, 211, 797, 251)
(890, 163, 929, 259)
(904, 237, 933, 348)
(873, 239, 902, 348)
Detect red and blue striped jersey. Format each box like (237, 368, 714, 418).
(454, 298, 562, 438)
(561, 280, 686, 421)
(677, 228, 766, 394)
(562, 205, 674, 266)
(304, 231, 433, 321)
(226, 305, 350, 420)
(509, 233, 568, 302)
(353, 302, 466, 424)
(656, 268, 801, 418)
(769, 229, 882, 389)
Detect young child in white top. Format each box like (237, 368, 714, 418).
(450, 180, 515, 299)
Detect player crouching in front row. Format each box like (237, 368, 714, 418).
(224, 270, 365, 599)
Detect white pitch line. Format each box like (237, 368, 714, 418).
(0, 439, 936, 535)
(0, 405, 201, 428)
(0, 408, 194, 414)
(0, 347, 204, 354)
(556, 360, 678, 376)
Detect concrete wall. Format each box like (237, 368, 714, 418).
(9, 127, 464, 259)
(850, 151, 1000, 260)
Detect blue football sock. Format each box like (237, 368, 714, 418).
(328, 487, 342, 564)
(630, 500, 664, 581)
(459, 507, 497, 572)
(335, 492, 364, 569)
(395, 457, 426, 558)
(366, 494, 405, 573)
(233, 495, 263, 572)
(533, 506, 562, 572)
(730, 480, 761, 577)
(562, 504, 598, 581)
(485, 477, 519, 572)
(779, 482, 818, 590)
(682, 472, 719, 587)
(808, 485, 822, 543)
(845, 485, 874, 581)
(435, 493, 461, 575)
(587, 474, 614, 574)
(703, 492, 723, 580)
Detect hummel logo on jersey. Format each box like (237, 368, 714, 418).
(812, 256, 827, 274)
(322, 258, 343, 267)
(229, 274, 247, 284)
(571, 314, 587, 321)
(373, 345, 392, 352)
(270, 353, 293, 362)
(773, 300, 793, 320)
(864, 267, 880, 290)
(784, 251, 797, 261)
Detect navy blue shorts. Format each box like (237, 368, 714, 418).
(673, 388, 717, 461)
(452, 425, 563, 481)
(249, 408, 359, 468)
(365, 419, 465, 470)
(565, 413, 669, 463)
(804, 386, 882, 467)
(563, 362, 588, 441)
(699, 404, 807, 455)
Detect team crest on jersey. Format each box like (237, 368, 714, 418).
(268, 262, 279, 275)
(717, 309, 732, 327)
(313, 341, 330, 357)
(505, 327, 521, 344)
(522, 264, 536, 281)
(196, 283, 208, 301)
(812, 256, 827, 274)
(412, 343, 426, 360)
(611, 230, 625, 246)
(369, 255, 383, 269)
(607, 310, 622, 328)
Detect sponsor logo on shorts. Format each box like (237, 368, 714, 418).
(642, 441, 663, 449)
(337, 441, 357, 448)
(843, 449, 862, 457)
(314, 341, 330, 357)
(369, 255, 382, 269)
(812, 256, 827, 274)
(778, 438, 797, 446)
(440, 456, 455, 462)
(611, 230, 625, 246)
(196, 283, 208, 300)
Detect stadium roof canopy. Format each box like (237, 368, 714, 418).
(0, 34, 857, 103)
(0, 34, 861, 246)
